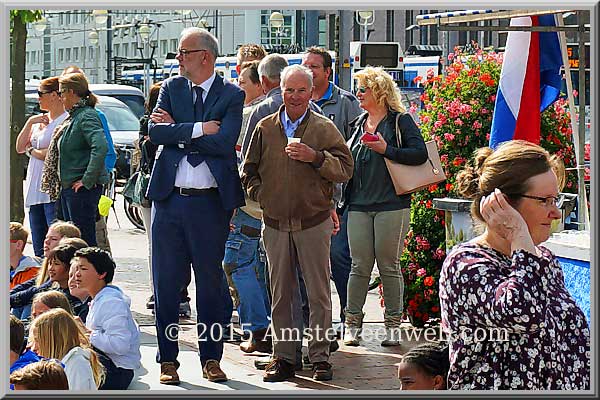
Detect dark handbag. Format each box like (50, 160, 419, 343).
(133, 171, 151, 208)
(384, 114, 446, 195)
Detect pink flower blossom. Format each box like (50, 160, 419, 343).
(434, 120, 443, 129)
(473, 121, 482, 129)
(454, 118, 464, 126)
(444, 133, 455, 141)
(416, 268, 427, 277)
(448, 53, 454, 61)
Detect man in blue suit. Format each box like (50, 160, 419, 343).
(147, 27, 245, 385)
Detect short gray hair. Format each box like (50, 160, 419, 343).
(280, 64, 313, 89)
(180, 27, 219, 59)
(257, 54, 288, 81)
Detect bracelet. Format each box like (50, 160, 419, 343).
(25, 146, 34, 157)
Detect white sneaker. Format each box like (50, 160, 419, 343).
(381, 327, 401, 346)
(343, 327, 361, 346)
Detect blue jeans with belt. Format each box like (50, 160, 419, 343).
(224, 209, 270, 333)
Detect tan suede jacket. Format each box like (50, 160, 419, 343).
(241, 106, 354, 232)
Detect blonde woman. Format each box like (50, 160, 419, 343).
(29, 308, 105, 390)
(342, 67, 427, 346)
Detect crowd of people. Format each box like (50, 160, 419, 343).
(10, 25, 589, 391)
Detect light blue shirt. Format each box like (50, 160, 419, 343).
(280, 108, 308, 138)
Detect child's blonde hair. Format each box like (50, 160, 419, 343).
(29, 308, 105, 388)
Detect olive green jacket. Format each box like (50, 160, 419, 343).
(58, 106, 108, 189)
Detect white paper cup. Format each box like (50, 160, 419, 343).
(287, 137, 301, 144)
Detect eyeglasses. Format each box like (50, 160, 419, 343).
(176, 48, 208, 57)
(514, 193, 565, 208)
(37, 90, 55, 97)
(356, 86, 368, 94)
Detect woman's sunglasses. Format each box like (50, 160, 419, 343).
(356, 86, 368, 94)
(37, 90, 56, 97)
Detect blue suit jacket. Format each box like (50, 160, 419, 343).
(147, 75, 246, 211)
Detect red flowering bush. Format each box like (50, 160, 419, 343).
(399, 45, 578, 327)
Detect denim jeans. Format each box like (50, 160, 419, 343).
(11, 304, 32, 321)
(60, 185, 102, 247)
(329, 209, 351, 322)
(224, 209, 270, 333)
(28, 202, 57, 257)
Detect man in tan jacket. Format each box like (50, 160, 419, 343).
(242, 65, 353, 383)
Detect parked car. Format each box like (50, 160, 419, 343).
(24, 93, 140, 179)
(89, 84, 146, 119)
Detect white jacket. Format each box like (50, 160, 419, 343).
(86, 285, 141, 370)
(62, 346, 97, 390)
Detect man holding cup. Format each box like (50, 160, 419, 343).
(241, 65, 353, 382)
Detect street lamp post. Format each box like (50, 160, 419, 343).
(269, 11, 285, 48)
(88, 30, 99, 83)
(356, 10, 374, 42)
(138, 24, 152, 98)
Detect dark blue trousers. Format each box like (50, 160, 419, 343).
(60, 186, 102, 247)
(152, 190, 232, 366)
(28, 202, 57, 257)
(329, 209, 351, 322)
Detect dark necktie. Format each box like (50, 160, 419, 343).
(188, 86, 205, 167)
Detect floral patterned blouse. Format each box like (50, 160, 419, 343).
(439, 242, 590, 390)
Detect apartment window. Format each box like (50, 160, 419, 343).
(66, 12, 71, 25)
(26, 51, 29, 64)
(170, 39, 177, 53)
(59, 13, 63, 25)
(59, 48, 64, 63)
(89, 46, 94, 60)
(161, 39, 168, 56)
(74, 13, 78, 24)
(73, 47, 79, 61)
(81, 46, 86, 61)
(123, 43, 129, 57)
(114, 43, 120, 56)
(66, 48, 71, 60)
(132, 41, 138, 57)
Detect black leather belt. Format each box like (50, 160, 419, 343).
(240, 224, 261, 238)
(174, 187, 218, 196)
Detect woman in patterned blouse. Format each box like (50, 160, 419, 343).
(440, 140, 590, 390)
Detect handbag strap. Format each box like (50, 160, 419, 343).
(394, 113, 402, 148)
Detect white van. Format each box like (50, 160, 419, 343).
(89, 84, 145, 119)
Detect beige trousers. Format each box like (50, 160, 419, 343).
(262, 217, 335, 364)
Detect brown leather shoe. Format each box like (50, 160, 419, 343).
(240, 337, 272, 354)
(263, 358, 295, 382)
(159, 362, 180, 385)
(203, 359, 228, 383)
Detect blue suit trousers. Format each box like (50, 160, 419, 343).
(152, 190, 233, 366)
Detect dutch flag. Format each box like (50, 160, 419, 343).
(489, 14, 563, 149)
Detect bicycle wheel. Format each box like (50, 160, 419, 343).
(123, 197, 146, 231)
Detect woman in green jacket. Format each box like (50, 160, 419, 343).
(41, 72, 108, 247)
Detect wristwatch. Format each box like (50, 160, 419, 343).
(25, 146, 34, 157)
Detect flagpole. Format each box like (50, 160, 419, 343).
(555, 13, 589, 231)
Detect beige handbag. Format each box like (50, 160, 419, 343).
(384, 114, 446, 195)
